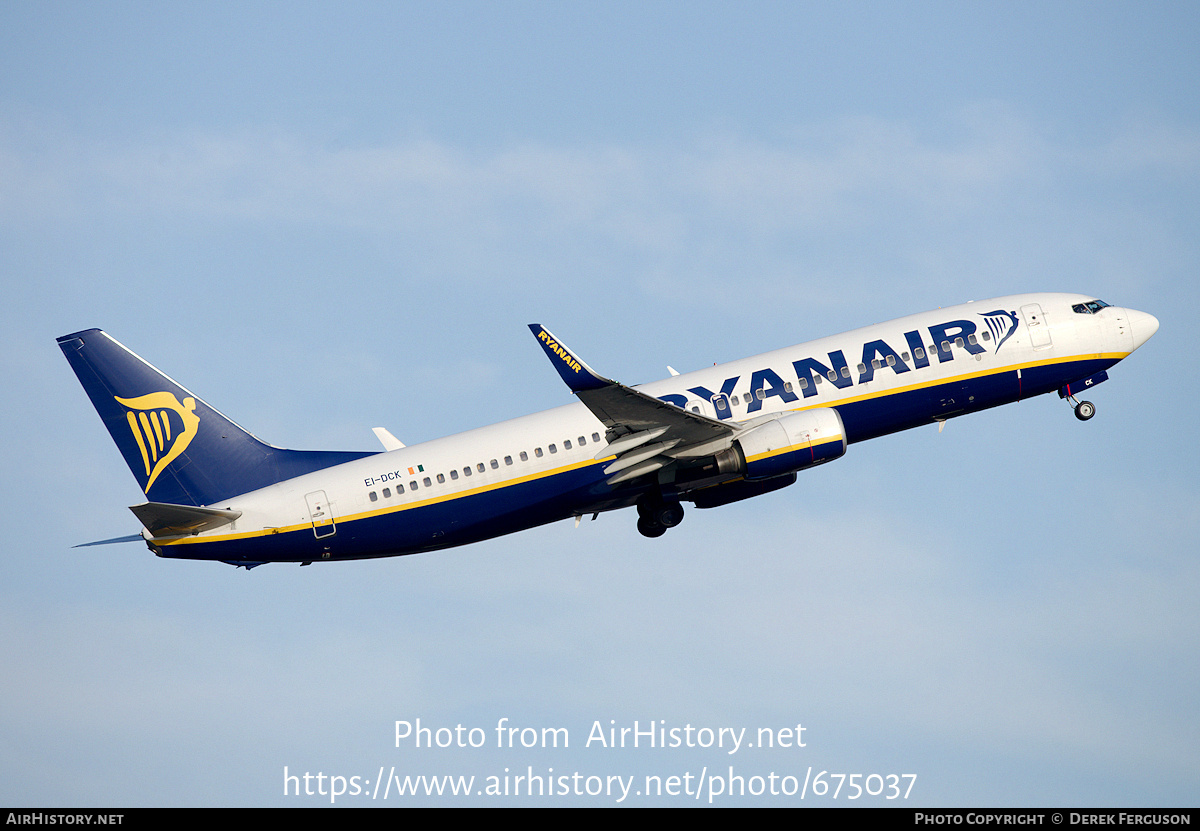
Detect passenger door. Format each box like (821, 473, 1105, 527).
(1020, 303, 1052, 350)
(305, 490, 337, 539)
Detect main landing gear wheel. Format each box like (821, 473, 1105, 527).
(636, 497, 685, 537)
(657, 502, 684, 528)
(637, 516, 668, 538)
(1074, 400, 1096, 421)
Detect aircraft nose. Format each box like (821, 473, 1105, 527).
(1126, 308, 1160, 351)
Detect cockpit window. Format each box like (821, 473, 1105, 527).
(1072, 299, 1111, 314)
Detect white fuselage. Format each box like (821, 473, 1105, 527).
(146, 292, 1157, 564)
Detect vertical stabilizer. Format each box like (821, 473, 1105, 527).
(58, 329, 373, 506)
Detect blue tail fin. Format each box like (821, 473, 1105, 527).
(58, 329, 374, 506)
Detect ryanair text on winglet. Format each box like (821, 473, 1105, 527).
(538, 329, 583, 374)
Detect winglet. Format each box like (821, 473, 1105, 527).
(527, 324, 612, 392)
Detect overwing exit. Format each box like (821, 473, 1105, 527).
(58, 293, 1158, 567)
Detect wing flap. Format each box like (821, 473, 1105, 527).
(603, 440, 682, 475)
(606, 458, 670, 485)
(594, 426, 670, 460)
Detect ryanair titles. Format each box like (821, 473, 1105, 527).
(537, 329, 583, 374)
(659, 314, 1015, 418)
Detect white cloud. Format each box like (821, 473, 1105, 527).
(7, 108, 1194, 236)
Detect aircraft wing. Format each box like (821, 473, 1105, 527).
(529, 324, 737, 483)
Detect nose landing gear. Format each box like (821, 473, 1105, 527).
(1059, 372, 1107, 422)
(1062, 390, 1096, 421)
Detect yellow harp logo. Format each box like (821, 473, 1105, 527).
(115, 392, 201, 493)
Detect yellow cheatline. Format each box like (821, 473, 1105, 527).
(745, 432, 844, 463)
(157, 353, 1125, 547)
(787, 353, 1127, 415)
(158, 456, 606, 547)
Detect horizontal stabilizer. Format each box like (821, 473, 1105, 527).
(372, 427, 405, 451)
(129, 502, 242, 537)
(73, 533, 145, 548)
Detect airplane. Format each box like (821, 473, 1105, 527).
(59, 292, 1158, 568)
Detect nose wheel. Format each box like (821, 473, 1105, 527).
(1063, 390, 1096, 421)
(1059, 377, 1105, 422)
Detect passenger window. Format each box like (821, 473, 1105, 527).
(578, 436, 586, 446)
(450, 470, 458, 480)
(886, 355, 896, 366)
(477, 463, 485, 473)
(463, 467, 472, 477)
(731, 395, 740, 405)
(827, 370, 837, 381)
(382, 488, 391, 498)
(783, 382, 792, 393)
(901, 352, 910, 362)
(535, 447, 543, 458)
(840, 366, 850, 378)
(410, 481, 418, 490)
(437, 473, 445, 484)
(592, 433, 600, 442)
(397, 483, 404, 494)
(504, 456, 512, 465)
(564, 440, 572, 450)
(915, 347, 925, 359)
(857, 363, 866, 374)
(423, 477, 431, 487)
(756, 389, 765, 400)
(490, 459, 499, 469)
(872, 359, 881, 370)
(369, 491, 378, 502)
(549, 444, 557, 454)
(968, 334, 977, 346)
(520, 451, 528, 461)
(982, 331, 991, 341)
(955, 337, 964, 348)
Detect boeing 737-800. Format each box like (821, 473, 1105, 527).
(59, 292, 1157, 568)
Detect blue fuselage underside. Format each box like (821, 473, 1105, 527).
(160, 356, 1114, 564)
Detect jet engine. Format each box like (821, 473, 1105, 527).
(713, 407, 847, 481)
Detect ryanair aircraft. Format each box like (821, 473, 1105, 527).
(59, 293, 1157, 568)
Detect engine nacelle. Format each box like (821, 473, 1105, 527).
(690, 472, 797, 509)
(734, 408, 847, 480)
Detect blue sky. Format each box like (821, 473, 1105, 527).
(2, 1, 1197, 806)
